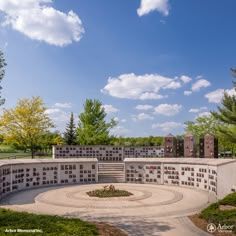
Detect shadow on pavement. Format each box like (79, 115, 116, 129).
(63, 213, 175, 236)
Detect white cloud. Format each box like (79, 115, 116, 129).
(154, 104, 182, 116)
(132, 113, 154, 121)
(102, 105, 119, 114)
(137, 0, 169, 16)
(196, 75, 203, 79)
(180, 75, 192, 84)
(114, 117, 127, 123)
(189, 108, 199, 113)
(45, 107, 78, 132)
(55, 102, 72, 108)
(110, 125, 129, 136)
(45, 108, 70, 122)
(205, 88, 236, 103)
(196, 112, 211, 118)
(192, 79, 211, 91)
(135, 104, 154, 110)
(184, 90, 192, 96)
(45, 108, 61, 115)
(152, 121, 183, 132)
(0, 0, 84, 46)
(101, 73, 187, 100)
(189, 106, 207, 113)
(163, 81, 181, 89)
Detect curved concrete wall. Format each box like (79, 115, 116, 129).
(0, 158, 235, 201)
(0, 159, 98, 200)
(124, 158, 236, 199)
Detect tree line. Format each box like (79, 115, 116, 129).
(0, 50, 235, 158)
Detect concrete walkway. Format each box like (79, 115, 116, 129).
(0, 183, 213, 236)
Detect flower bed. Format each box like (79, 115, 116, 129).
(87, 185, 133, 198)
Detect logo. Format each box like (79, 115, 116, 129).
(207, 223, 216, 233)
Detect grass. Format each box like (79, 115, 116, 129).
(87, 188, 133, 198)
(0, 208, 98, 236)
(0, 152, 52, 159)
(199, 192, 236, 234)
(0, 145, 52, 159)
(218, 192, 236, 207)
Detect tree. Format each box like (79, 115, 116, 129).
(184, 114, 221, 138)
(0, 50, 6, 106)
(39, 131, 64, 154)
(64, 112, 77, 145)
(76, 99, 117, 145)
(0, 97, 54, 158)
(184, 113, 235, 153)
(211, 68, 236, 143)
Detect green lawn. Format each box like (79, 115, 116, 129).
(0, 208, 98, 236)
(200, 192, 236, 234)
(0, 145, 52, 159)
(0, 152, 52, 159)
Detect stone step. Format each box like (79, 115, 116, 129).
(98, 173, 124, 176)
(98, 177, 125, 183)
(98, 166, 124, 169)
(98, 167, 124, 171)
(99, 170, 124, 173)
(97, 163, 125, 183)
(98, 167, 124, 170)
(98, 163, 124, 166)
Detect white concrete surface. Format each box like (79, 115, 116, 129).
(0, 183, 212, 236)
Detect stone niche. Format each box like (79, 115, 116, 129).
(184, 134, 197, 158)
(204, 134, 218, 158)
(164, 133, 177, 158)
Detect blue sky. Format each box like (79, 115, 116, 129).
(0, 0, 236, 137)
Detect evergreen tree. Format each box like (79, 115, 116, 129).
(76, 99, 117, 145)
(0, 50, 6, 106)
(64, 113, 77, 145)
(211, 68, 236, 143)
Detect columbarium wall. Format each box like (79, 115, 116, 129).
(0, 159, 98, 200)
(124, 158, 236, 199)
(53, 145, 165, 160)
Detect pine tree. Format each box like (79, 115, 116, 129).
(64, 112, 77, 145)
(76, 99, 117, 145)
(211, 68, 236, 143)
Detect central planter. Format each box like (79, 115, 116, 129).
(87, 185, 133, 198)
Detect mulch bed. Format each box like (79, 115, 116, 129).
(188, 214, 236, 236)
(93, 222, 128, 236)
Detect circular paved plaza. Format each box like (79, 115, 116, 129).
(0, 184, 212, 236)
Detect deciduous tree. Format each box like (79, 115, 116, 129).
(39, 131, 63, 154)
(184, 114, 220, 138)
(184, 112, 235, 154)
(0, 97, 54, 158)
